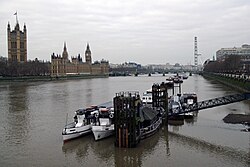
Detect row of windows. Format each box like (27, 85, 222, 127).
(20, 55, 25, 61)
(11, 42, 17, 48)
(10, 42, 25, 49)
(218, 50, 250, 54)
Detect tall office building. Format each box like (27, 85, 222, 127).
(216, 44, 250, 61)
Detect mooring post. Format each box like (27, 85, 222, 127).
(152, 82, 168, 125)
(165, 86, 168, 125)
(179, 83, 182, 94)
(114, 92, 141, 148)
(161, 82, 168, 125)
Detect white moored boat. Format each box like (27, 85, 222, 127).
(142, 89, 153, 104)
(62, 107, 97, 142)
(92, 107, 114, 141)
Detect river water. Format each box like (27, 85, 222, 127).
(0, 74, 249, 167)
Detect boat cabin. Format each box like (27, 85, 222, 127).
(142, 89, 153, 104)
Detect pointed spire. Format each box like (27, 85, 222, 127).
(85, 43, 91, 54)
(15, 23, 20, 30)
(85, 43, 92, 64)
(62, 42, 68, 60)
(23, 23, 26, 32)
(64, 42, 67, 51)
(87, 43, 90, 50)
(7, 22, 10, 31)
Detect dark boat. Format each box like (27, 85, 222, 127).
(139, 106, 164, 139)
(168, 93, 198, 122)
(180, 93, 197, 119)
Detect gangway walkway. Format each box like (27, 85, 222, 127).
(169, 93, 250, 116)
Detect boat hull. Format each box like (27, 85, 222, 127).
(184, 113, 194, 119)
(92, 124, 114, 141)
(62, 124, 92, 142)
(141, 117, 162, 140)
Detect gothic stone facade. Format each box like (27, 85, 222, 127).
(7, 22, 27, 62)
(51, 43, 109, 76)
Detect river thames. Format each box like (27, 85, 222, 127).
(0, 74, 249, 166)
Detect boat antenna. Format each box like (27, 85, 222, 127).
(65, 113, 68, 129)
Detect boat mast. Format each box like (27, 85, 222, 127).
(65, 113, 68, 127)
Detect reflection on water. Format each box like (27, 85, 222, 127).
(62, 135, 116, 164)
(62, 135, 92, 164)
(8, 83, 29, 112)
(114, 131, 162, 167)
(61, 125, 249, 166)
(0, 75, 249, 166)
(6, 83, 30, 144)
(169, 132, 250, 164)
(0, 83, 32, 166)
(169, 111, 199, 129)
(85, 79, 93, 105)
(62, 127, 169, 167)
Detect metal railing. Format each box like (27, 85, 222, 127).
(169, 93, 250, 116)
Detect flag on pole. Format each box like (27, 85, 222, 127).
(14, 11, 18, 24)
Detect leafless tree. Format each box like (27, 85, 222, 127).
(0, 59, 50, 77)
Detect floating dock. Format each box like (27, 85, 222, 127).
(114, 82, 169, 148)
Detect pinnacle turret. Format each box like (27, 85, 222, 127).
(24, 23, 26, 32)
(7, 22, 10, 31)
(7, 13, 27, 62)
(62, 42, 68, 60)
(85, 43, 92, 64)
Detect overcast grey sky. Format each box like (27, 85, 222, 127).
(0, 0, 249, 65)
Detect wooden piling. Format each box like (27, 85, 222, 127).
(152, 82, 168, 125)
(114, 92, 141, 148)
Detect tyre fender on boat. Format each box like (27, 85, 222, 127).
(109, 113, 114, 119)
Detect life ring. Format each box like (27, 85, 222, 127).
(95, 113, 99, 118)
(109, 113, 114, 119)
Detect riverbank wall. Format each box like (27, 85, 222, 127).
(0, 74, 109, 82)
(202, 72, 250, 92)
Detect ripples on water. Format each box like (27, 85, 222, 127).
(0, 75, 249, 166)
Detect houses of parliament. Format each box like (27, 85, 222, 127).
(6, 16, 109, 77)
(7, 20, 27, 62)
(50, 43, 109, 77)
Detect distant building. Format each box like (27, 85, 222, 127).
(146, 64, 168, 70)
(172, 63, 182, 71)
(51, 43, 109, 76)
(216, 44, 250, 62)
(7, 20, 27, 62)
(182, 64, 194, 71)
(216, 44, 250, 72)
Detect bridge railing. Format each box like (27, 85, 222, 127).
(168, 93, 250, 116)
